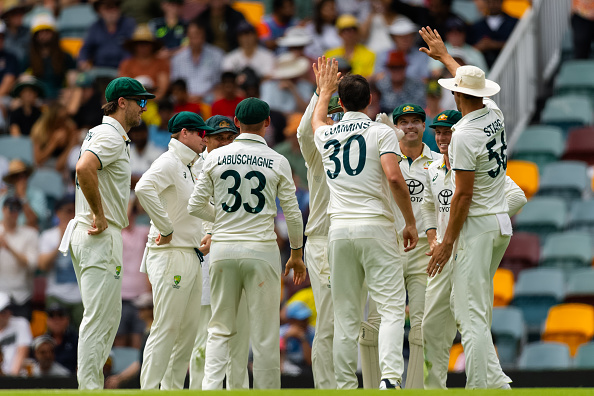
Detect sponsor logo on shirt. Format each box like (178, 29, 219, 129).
(406, 178, 424, 202)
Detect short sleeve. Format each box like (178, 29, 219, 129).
(86, 131, 124, 169)
(450, 133, 477, 171)
(377, 125, 398, 156)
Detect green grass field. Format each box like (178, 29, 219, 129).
(4, 390, 593, 396)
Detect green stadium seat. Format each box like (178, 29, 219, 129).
(518, 342, 572, 370)
(562, 127, 594, 166)
(57, 4, 97, 38)
(537, 161, 589, 201)
(514, 197, 566, 243)
(567, 199, 594, 240)
(492, 307, 526, 367)
(575, 342, 594, 368)
(541, 95, 593, 135)
(111, 347, 139, 375)
(540, 232, 593, 274)
(512, 125, 564, 173)
(564, 268, 594, 306)
(554, 60, 594, 102)
(29, 169, 65, 201)
(0, 137, 33, 164)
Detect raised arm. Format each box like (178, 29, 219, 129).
(311, 57, 341, 133)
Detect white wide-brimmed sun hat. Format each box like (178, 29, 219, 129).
(277, 26, 313, 48)
(272, 52, 310, 80)
(438, 65, 500, 97)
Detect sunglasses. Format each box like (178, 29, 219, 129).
(190, 130, 207, 138)
(329, 112, 344, 122)
(125, 97, 148, 108)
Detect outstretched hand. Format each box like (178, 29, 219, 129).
(419, 26, 448, 61)
(314, 56, 341, 95)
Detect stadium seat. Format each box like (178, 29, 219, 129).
(562, 127, 594, 166)
(541, 95, 593, 135)
(29, 169, 65, 201)
(506, 160, 539, 199)
(518, 342, 572, 370)
(503, 0, 531, 18)
(60, 37, 84, 58)
(452, 0, 481, 23)
(492, 306, 526, 367)
(565, 268, 594, 306)
(537, 161, 589, 202)
(512, 268, 565, 331)
(500, 232, 540, 279)
(540, 232, 593, 274)
(512, 125, 564, 174)
(232, 1, 265, 27)
(575, 342, 594, 368)
(542, 303, 594, 356)
(513, 197, 566, 243)
(448, 343, 464, 372)
(0, 137, 33, 164)
(494, 268, 514, 307)
(30, 310, 47, 338)
(554, 60, 594, 102)
(57, 4, 97, 38)
(567, 199, 594, 236)
(111, 347, 139, 375)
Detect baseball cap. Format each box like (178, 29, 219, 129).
(46, 302, 68, 316)
(236, 20, 256, 35)
(30, 13, 56, 34)
(445, 17, 467, 33)
(388, 17, 417, 36)
(286, 301, 312, 321)
(336, 14, 358, 31)
(429, 110, 462, 128)
(0, 292, 9, 312)
(392, 103, 426, 123)
(235, 97, 270, 125)
(205, 115, 238, 135)
(168, 111, 214, 133)
(104, 77, 156, 103)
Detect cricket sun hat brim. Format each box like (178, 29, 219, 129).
(438, 65, 500, 97)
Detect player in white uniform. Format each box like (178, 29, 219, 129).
(188, 98, 306, 390)
(312, 58, 418, 390)
(390, 103, 442, 389)
(421, 109, 526, 389)
(421, 27, 513, 388)
(188, 115, 250, 390)
(135, 112, 213, 389)
(61, 77, 154, 389)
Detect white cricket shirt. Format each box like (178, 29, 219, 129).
(75, 116, 131, 229)
(297, 94, 330, 237)
(135, 138, 203, 248)
(449, 98, 509, 216)
(188, 133, 304, 249)
(314, 112, 399, 221)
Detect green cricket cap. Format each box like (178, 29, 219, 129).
(205, 115, 239, 135)
(105, 77, 156, 103)
(392, 103, 426, 123)
(429, 110, 462, 129)
(168, 111, 214, 133)
(328, 96, 342, 113)
(235, 97, 270, 125)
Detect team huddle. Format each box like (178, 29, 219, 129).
(63, 27, 527, 390)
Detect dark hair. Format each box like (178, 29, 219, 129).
(273, 0, 293, 12)
(187, 18, 207, 33)
(338, 74, 370, 112)
(157, 97, 174, 111)
(101, 100, 118, 115)
(30, 30, 66, 79)
(221, 71, 237, 84)
(171, 78, 187, 92)
(314, 0, 336, 35)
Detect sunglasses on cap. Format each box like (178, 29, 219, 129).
(125, 97, 148, 108)
(329, 112, 344, 122)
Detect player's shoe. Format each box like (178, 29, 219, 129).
(379, 379, 401, 389)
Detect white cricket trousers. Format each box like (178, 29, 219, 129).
(453, 215, 511, 389)
(203, 241, 282, 390)
(141, 247, 202, 389)
(328, 218, 406, 389)
(70, 222, 123, 390)
(305, 236, 336, 389)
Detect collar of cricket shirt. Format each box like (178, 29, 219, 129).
(102, 116, 131, 144)
(341, 111, 371, 122)
(235, 133, 267, 145)
(397, 142, 434, 161)
(168, 138, 199, 166)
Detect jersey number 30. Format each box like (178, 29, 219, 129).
(220, 170, 266, 213)
(486, 130, 507, 178)
(324, 135, 366, 179)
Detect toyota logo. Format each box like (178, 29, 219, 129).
(438, 189, 453, 205)
(405, 179, 424, 195)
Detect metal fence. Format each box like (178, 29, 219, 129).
(488, 0, 572, 151)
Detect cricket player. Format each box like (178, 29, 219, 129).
(188, 115, 250, 390)
(420, 26, 513, 388)
(135, 112, 214, 389)
(391, 103, 442, 389)
(188, 98, 306, 390)
(61, 77, 154, 389)
(312, 58, 418, 390)
(421, 109, 526, 389)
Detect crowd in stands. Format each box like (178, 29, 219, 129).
(0, 0, 527, 383)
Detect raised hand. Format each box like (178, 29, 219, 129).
(419, 26, 448, 61)
(317, 57, 341, 95)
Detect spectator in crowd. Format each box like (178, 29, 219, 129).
(148, 0, 186, 56)
(391, 0, 460, 38)
(376, 50, 426, 113)
(360, 0, 400, 54)
(303, 0, 341, 59)
(572, 0, 594, 59)
(171, 20, 224, 104)
(277, 26, 316, 83)
(116, 197, 151, 349)
(1, 2, 30, 69)
(45, 303, 78, 374)
(325, 14, 375, 78)
(78, 0, 136, 71)
(135, 75, 161, 127)
(194, 0, 247, 53)
(38, 194, 83, 328)
(69, 72, 104, 131)
(31, 335, 70, 377)
(31, 102, 78, 173)
(274, 113, 308, 190)
(258, 0, 297, 51)
(260, 52, 313, 115)
(121, 0, 162, 25)
(0, 20, 17, 115)
(170, 78, 203, 116)
(128, 122, 163, 189)
(0, 292, 32, 376)
(211, 72, 244, 119)
(8, 77, 43, 137)
(148, 98, 174, 149)
(0, 160, 48, 228)
(280, 301, 314, 372)
(119, 25, 170, 102)
(469, 0, 518, 68)
(222, 21, 276, 79)
(336, 0, 371, 23)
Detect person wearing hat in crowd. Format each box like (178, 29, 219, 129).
(276, 25, 316, 83)
(359, 0, 401, 54)
(68, 72, 104, 130)
(135, 111, 213, 390)
(194, 0, 248, 53)
(274, 113, 308, 190)
(0, 159, 49, 228)
(211, 72, 245, 120)
(0, 291, 32, 376)
(257, 0, 297, 52)
(148, 0, 186, 56)
(222, 20, 276, 80)
(280, 300, 314, 371)
(30, 335, 70, 377)
(119, 25, 169, 102)
(303, 0, 341, 59)
(8, 76, 43, 137)
(325, 14, 375, 78)
(61, 76, 154, 390)
(420, 26, 512, 389)
(376, 50, 426, 114)
(1, 1, 31, 68)
(78, 0, 136, 71)
(44, 302, 78, 374)
(188, 97, 306, 390)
